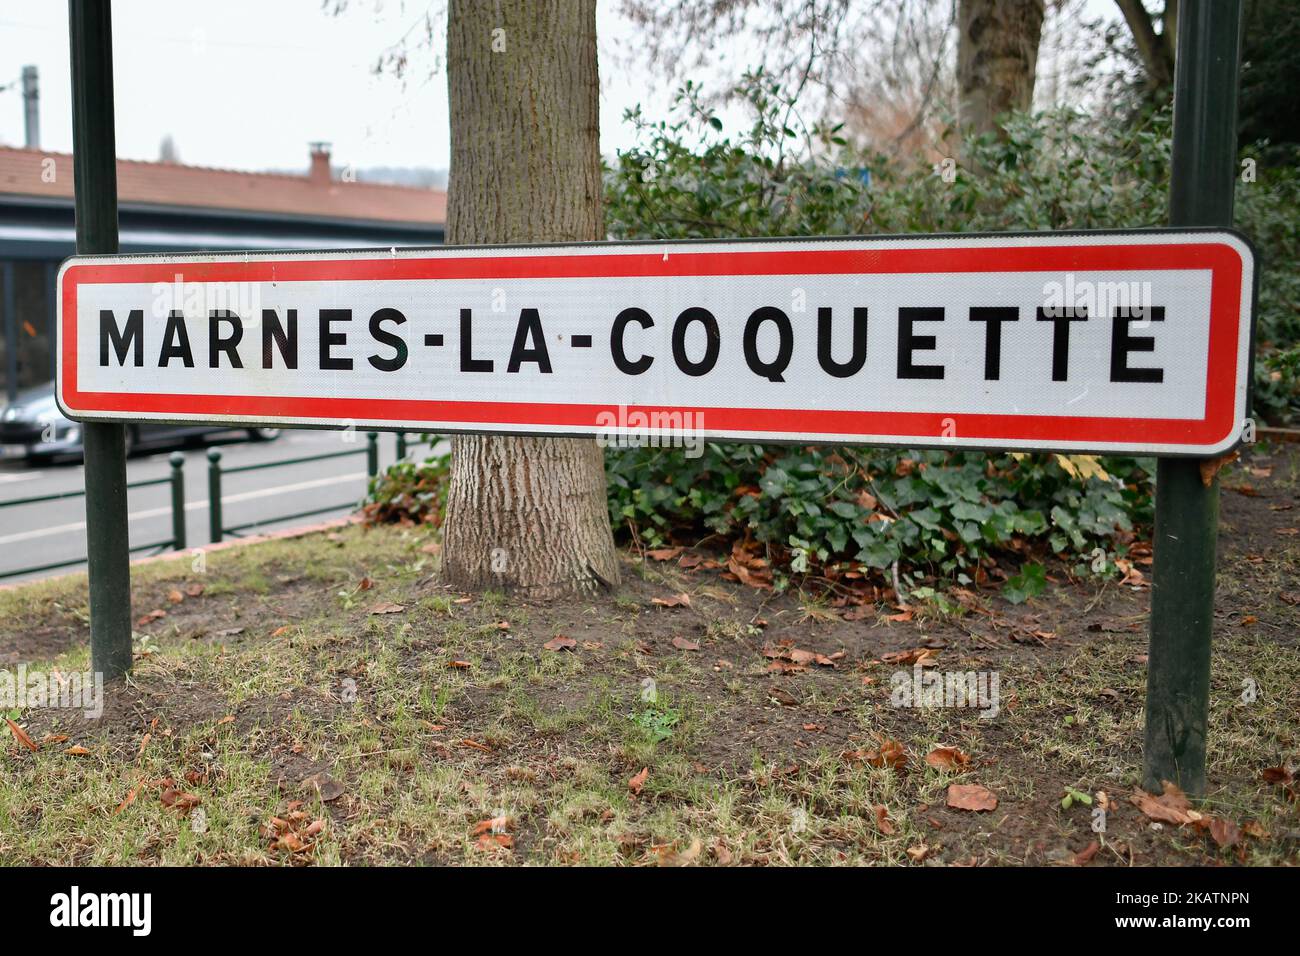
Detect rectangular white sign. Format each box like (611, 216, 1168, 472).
(57, 231, 1255, 455)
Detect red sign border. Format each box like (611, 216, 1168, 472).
(58, 233, 1251, 455)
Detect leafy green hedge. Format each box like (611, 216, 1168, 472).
(371, 77, 1295, 593)
(606, 444, 1150, 589)
(599, 77, 1295, 586)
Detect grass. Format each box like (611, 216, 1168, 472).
(0, 451, 1297, 866)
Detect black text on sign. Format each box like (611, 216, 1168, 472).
(57, 232, 1255, 455)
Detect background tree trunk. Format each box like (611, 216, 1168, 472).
(1115, 0, 1177, 93)
(956, 0, 1046, 138)
(440, 0, 619, 598)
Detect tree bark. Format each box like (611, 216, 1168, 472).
(441, 0, 619, 599)
(956, 0, 1047, 138)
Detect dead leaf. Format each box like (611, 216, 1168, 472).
(167, 589, 184, 604)
(1131, 781, 1194, 825)
(63, 745, 91, 756)
(1199, 451, 1238, 487)
(160, 788, 201, 813)
(1260, 766, 1294, 784)
(767, 686, 800, 707)
(882, 647, 938, 668)
(1208, 817, 1241, 847)
(446, 660, 473, 669)
(1073, 840, 1100, 865)
(652, 593, 692, 608)
(475, 833, 513, 850)
(671, 636, 700, 651)
(185, 583, 205, 597)
(947, 783, 998, 812)
(875, 804, 895, 835)
(368, 602, 406, 615)
(646, 547, 683, 561)
(869, 738, 908, 770)
(906, 844, 930, 862)
(925, 746, 971, 770)
(471, 815, 514, 836)
(5, 718, 38, 752)
(301, 772, 346, 802)
(628, 767, 649, 795)
(113, 786, 139, 815)
(543, 635, 577, 651)
(136, 609, 166, 626)
(726, 556, 773, 590)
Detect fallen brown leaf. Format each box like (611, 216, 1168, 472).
(925, 746, 971, 770)
(1199, 451, 1238, 487)
(5, 718, 38, 752)
(628, 767, 649, 795)
(947, 783, 998, 812)
(543, 635, 577, 651)
(1131, 781, 1194, 825)
(471, 815, 514, 836)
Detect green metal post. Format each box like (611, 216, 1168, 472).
(169, 452, 186, 551)
(70, 0, 132, 680)
(366, 432, 379, 477)
(396, 432, 408, 460)
(1143, 0, 1244, 797)
(208, 449, 223, 543)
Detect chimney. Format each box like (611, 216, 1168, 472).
(21, 66, 39, 149)
(308, 141, 332, 185)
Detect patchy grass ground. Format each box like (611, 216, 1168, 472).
(1, 445, 1297, 866)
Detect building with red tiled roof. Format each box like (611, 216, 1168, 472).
(0, 144, 447, 400)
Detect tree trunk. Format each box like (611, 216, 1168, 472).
(956, 0, 1047, 138)
(1115, 0, 1177, 92)
(441, 0, 619, 599)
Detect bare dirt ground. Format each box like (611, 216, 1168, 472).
(0, 445, 1296, 866)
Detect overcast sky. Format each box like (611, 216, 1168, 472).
(0, 0, 677, 174)
(0, 0, 1120, 177)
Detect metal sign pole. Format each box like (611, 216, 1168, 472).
(1144, 0, 1245, 796)
(69, 0, 132, 679)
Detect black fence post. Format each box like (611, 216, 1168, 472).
(70, 0, 132, 681)
(1143, 0, 1244, 797)
(169, 452, 186, 551)
(396, 432, 408, 460)
(207, 448, 223, 543)
(366, 432, 379, 478)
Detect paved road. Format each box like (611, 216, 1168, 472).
(0, 429, 442, 584)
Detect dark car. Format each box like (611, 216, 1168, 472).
(0, 381, 280, 462)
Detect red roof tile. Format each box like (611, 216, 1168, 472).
(0, 145, 445, 226)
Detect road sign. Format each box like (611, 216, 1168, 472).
(57, 230, 1254, 456)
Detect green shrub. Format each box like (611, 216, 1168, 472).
(601, 76, 1294, 586)
(363, 451, 451, 526)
